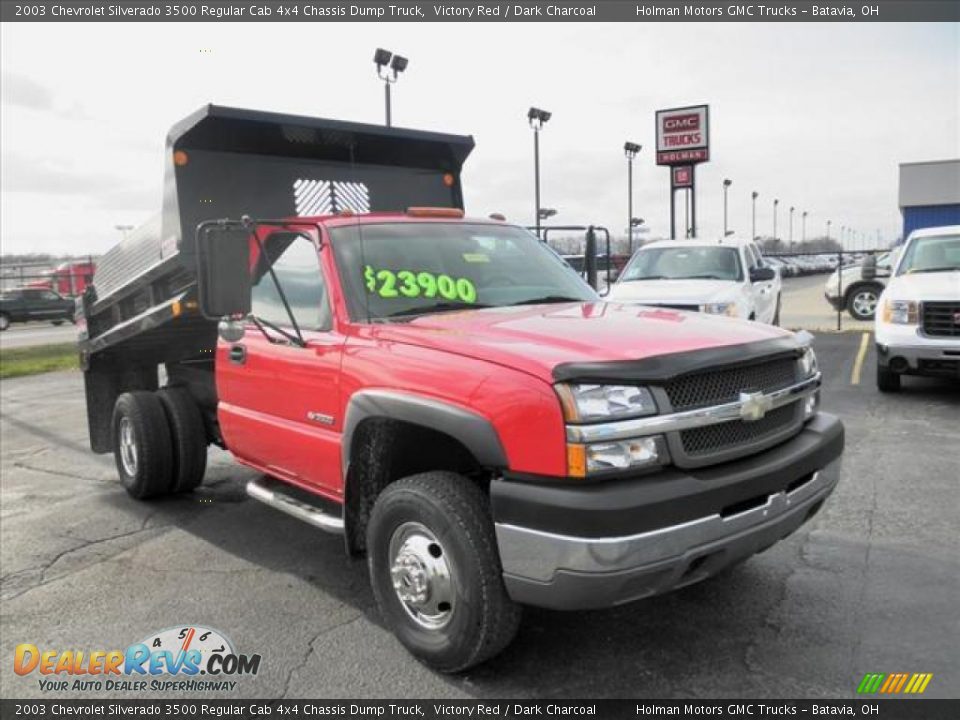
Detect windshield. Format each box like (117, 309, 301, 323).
(897, 234, 960, 275)
(329, 222, 597, 321)
(620, 246, 743, 282)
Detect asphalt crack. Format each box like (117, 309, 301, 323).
(280, 614, 363, 699)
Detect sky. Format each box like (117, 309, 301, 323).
(1, 21, 958, 256)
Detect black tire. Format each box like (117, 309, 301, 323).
(157, 387, 208, 493)
(52, 320, 64, 326)
(877, 364, 901, 392)
(367, 472, 521, 673)
(772, 294, 782, 326)
(112, 392, 174, 499)
(846, 284, 881, 321)
(0, 313, 9, 331)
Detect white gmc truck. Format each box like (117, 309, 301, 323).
(606, 238, 782, 325)
(868, 225, 960, 391)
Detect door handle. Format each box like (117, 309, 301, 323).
(229, 344, 247, 365)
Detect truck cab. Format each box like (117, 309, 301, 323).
(606, 238, 782, 324)
(81, 106, 844, 672)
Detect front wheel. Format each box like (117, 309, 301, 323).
(367, 472, 521, 673)
(877, 364, 901, 392)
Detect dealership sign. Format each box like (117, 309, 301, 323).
(656, 105, 709, 165)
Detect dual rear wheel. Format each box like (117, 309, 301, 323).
(112, 388, 207, 499)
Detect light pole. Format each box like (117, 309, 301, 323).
(773, 198, 779, 243)
(115, 224, 134, 241)
(538, 208, 558, 221)
(841, 225, 846, 249)
(751, 191, 758, 240)
(722, 179, 733, 237)
(528, 107, 551, 236)
(788, 206, 794, 250)
(826, 220, 832, 241)
(624, 142, 641, 253)
(802, 210, 808, 242)
(374, 48, 408, 127)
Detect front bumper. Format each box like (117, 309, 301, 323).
(492, 412, 843, 610)
(875, 341, 960, 377)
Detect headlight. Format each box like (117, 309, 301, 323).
(881, 299, 918, 325)
(567, 436, 664, 477)
(799, 347, 819, 379)
(702, 302, 738, 316)
(555, 383, 657, 422)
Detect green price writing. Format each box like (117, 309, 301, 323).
(364, 266, 478, 304)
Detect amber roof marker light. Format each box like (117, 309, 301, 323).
(406, 207, 465, 219)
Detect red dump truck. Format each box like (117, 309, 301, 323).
(80, 106, 844, 671)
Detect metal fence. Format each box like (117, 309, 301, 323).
(765, 248, 889, 331)
(0, 256, 96, 297)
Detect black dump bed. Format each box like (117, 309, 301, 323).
(81, 104, 474, 363)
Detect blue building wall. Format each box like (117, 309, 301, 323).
(903, 204, 960, 239)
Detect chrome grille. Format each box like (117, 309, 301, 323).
(679, 403, 799, 457)
(664, 357, 798, 411)
(922, 302, 960, 337)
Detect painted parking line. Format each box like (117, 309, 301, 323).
(850, 331, 871, 385)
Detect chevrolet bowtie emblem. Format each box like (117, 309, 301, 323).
(739, 391, 773, 422)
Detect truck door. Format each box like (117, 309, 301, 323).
(215, 231, 345, 498)
(745, 245, 775, 322)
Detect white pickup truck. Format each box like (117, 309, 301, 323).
(869, 225, 960, 391)
(606, 238, 782, 324)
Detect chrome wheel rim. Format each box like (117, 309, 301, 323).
(853, 291, 878, 317)
(0, 316, 8, 330)
(388, 522, 455, 630)
(118, 417, 138, 477)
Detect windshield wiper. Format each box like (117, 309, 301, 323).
(511, 295, 584, 306)
(621, 275, 669, 281)
(387, 302, 494, 319)
(908, 266, 960, 274)
(249, 314, 306, 347)
(685, 274, 728, 280)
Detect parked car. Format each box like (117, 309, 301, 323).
(0, 287, 76, 331)
(606, 238, 782, 324)
(871, 226, 960, 391)
(824, 252, 890, 321)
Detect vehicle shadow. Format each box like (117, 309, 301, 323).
(115, 464, 851, 698)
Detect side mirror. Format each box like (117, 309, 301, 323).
(861, 255, 877, 281)
(196, 224, 252, 319)
(750, 266, 776, 282)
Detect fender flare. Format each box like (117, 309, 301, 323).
(341, 389, 508, 477)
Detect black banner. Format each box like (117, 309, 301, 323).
(1, 1, 958, 23)
(2, 700, 960, 719)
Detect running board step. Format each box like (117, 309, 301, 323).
(246, 479, 344, 535)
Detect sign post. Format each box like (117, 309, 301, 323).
(656, 105, 710, 238)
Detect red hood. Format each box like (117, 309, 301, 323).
(363, 302, 792, 383)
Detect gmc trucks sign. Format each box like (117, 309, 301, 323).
(656, 105, 710, 165)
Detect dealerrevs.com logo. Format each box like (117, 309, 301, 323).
(14, 625, 261, 693)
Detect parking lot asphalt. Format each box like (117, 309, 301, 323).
(1, 332, 957, 700)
